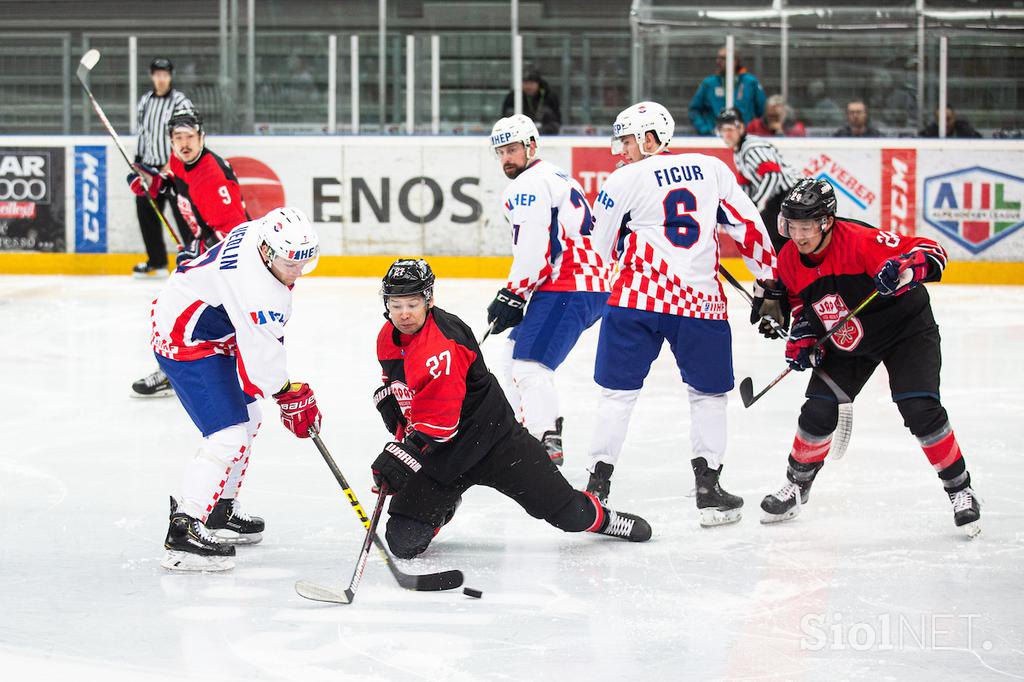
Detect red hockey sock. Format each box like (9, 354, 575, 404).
(791, 429, 832, 464)
(920, 428, 962, 472)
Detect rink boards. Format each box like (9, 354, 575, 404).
(1, 135, 1023, 282)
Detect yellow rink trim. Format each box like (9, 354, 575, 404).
(0, 254, 1023, 284)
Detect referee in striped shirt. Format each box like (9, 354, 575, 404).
(715, 107, 802, 255)
(132, 57, 192, 278)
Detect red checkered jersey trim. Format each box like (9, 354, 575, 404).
(535, 235, 612, 293)
(608, 234, 729, 319)
(150, 298, 237, 361)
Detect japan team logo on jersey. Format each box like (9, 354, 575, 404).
(811, 293, 863, 352)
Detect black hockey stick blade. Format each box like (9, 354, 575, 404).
(375, 533, 464, 591)
(739, 377, 756, 408)
(294, 580, 355, 604)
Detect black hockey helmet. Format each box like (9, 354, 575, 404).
(167, 106, 203, 137)
(715, 107, 743, 128)
(381, 258, 435, 303)
(779, 177, 837, 238)
(150, 57, 174, 74)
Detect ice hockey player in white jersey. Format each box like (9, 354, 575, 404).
(151, 207, 324, 571)
(487, 114, 611, 465)
(585, 101, 783, 527)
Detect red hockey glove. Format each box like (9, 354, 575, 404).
(275, 382, 321, 438)
(371, 441, 423, 495)
(785, 314, 824, 371)
(126, 163, 164, 199)
(874, 251, 930, 297)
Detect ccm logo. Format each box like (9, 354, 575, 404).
(385, 443, 422, 472)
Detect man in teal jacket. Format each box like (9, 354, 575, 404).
(688, 47, 766, 136)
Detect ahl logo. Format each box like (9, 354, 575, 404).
(811, 293, 863, 352)
(923, 166, 1024, 254)
(250, 310, 285, 325)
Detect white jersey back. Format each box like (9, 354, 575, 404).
(150, 219, 293, 398)
(590, 152, 777, 320)
(501, 159, 610, 296)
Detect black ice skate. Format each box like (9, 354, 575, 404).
(206, 497, 264, 545)
(692, 457, 743, 527)
(131, 368, 174, 398)
(541, 417, 564, 466)
(162, 497, 235, 572)
(590, 505, 652, 542)
(586, 462, 614, 504)
(948, 487, 981, 539)
(132, 261, 169, 280)
(760, 460, 822, 524)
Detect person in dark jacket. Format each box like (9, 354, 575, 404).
(833, 99, 883, 137)
(502, 70, 561, 135)
(919, 106, 982, 138)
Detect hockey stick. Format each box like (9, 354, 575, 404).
(477, 320, 496, 345)
(295, 428, 463, 602)
(76, 49, 180, 247)
(813, 368, 854, 461)
(296, 484, 389, 604)
(739, 290, 879, 408)
(718, 265, 788, 339)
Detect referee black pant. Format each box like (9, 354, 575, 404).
(137, 193, 186, 268)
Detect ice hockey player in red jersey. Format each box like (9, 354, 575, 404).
(761, 178, 981, 538)
(371, 258, 651, 558)
(129, 106, 250, 399)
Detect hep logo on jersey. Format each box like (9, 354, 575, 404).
(250, 310, 286, 325)
(811, 294, 864, 351)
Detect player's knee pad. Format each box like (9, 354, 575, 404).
(896, 397, 948, 439)
(198, 424, 249, 467)
(798, 397, 839, 438)
(544, 490, 599, 533)
(385, 514, 436, 560)
(511, 359, 555, 387)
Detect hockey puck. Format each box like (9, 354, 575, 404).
(462, 587, 483, 599)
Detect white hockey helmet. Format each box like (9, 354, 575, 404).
(611, 101, 674, 156)
(256, 207, 320, 275)
(489, 114, 540, 159)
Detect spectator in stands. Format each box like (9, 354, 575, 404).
(805, 79, 843, 129)
(919, 106, 982, 138)
(746, 94, 806, 137)
(833, 99, 882, 137)
(132, 57, 191, 278)
(502, 69, 561, 135)
(688, 46, 766, 136)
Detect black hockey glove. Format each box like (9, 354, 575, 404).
(785, 313, 824, 371)
(371, 440, 423, 494)
(486, 287, 527, 335)
(372, 383, 407, 436)
(175, 239, 202, 267)
(750, 279, 790, 340)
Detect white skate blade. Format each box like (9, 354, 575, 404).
(129, 388, 175, 399)
(699, 507, 742, 527)
(961, 521, 981, 539)
(161, 551, 235, 572)
(209, 529, 262, 545)
(760, 507, 801, 524)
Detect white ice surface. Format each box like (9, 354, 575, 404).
(0, 276, 1022, 681)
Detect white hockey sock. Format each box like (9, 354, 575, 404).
(689, 387, 727, 469)
(587, 387, 641, 472)
(499, 339, 524, 424)
(511, 359, 559, 437)
(181, 423, 250, 522)
(223, 401, 262, 500)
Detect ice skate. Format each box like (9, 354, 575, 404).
(162, 497, 235, 571)
(759, 481, 811, 524)
(131, 368, 174, 398)
(132, 261, 169, 279)
(541, 417, 564, 466)
(949, 487, 981, 539)
(586, 462, 614, 504)
(590, 505, 651, 542)
(692, 457, 743, 527)
(206, 497, 264, 545)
